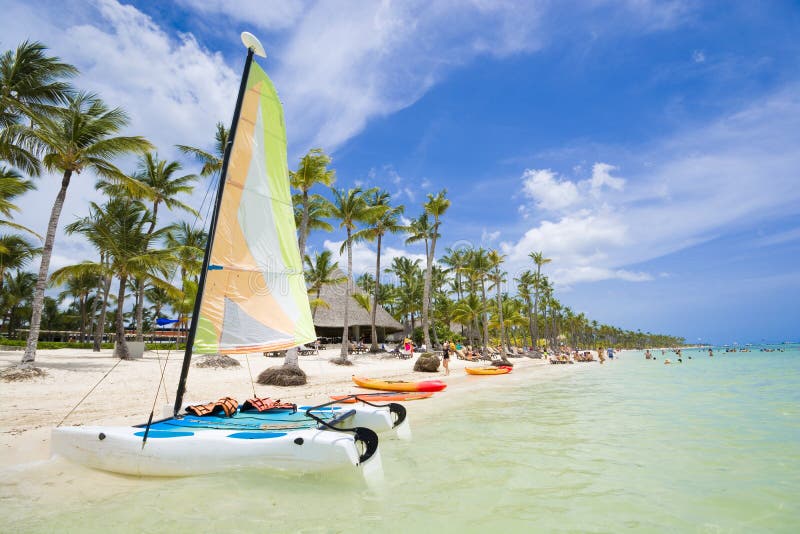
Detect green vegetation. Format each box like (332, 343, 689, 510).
(0, 39, 683, 375)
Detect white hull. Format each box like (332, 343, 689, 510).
(52, 426, 367, 477)
(51, 405, 398, 477)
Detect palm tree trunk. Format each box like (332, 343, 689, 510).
(79, 295, 87, 343)
(114, 273, 130, 359)
(22, 170, 72, 364)
(480, 279, 490, 352)
(495, 276, 506, 356)
(422, 233, 433, 350)
(369, 233, 382, 351)
(93, 273, 112, 352)
(135, 278, 145, 342)
(339, 229, 352, 361)
(298, 189, 309, 259)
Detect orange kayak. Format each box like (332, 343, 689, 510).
(331, 392, 434, 403)
(352, 376, 447, 392)
(465, 366, 511, 375)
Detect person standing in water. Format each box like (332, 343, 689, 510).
(598, 346, 606, 364)
(708, 348, 713, 357)
(442, 340, 451, 375)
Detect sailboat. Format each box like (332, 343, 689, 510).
(51, 33, 403, 477)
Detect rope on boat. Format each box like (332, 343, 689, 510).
(141, 344, 174, 448)
(57, 357, 124, 427)
(244, 352, 256, 398)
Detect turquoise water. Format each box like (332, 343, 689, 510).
(4, 347, 799, 532)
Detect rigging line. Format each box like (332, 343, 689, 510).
(140, 342, 173, 448)
(57, 358, 124, 428)
(244, 353, 256, 398)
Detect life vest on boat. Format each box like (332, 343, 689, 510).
(241, 397, 297, 413)
(186, 396, 239, 417)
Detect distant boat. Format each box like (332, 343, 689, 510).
(50, 32, 399, 477)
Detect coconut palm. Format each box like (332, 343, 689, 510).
(353, 189, 404, 351)
(292, 192, 333, 236)
(465, 248, 492, 352)
(1, 270, 36, 336)
(528, 251, 551, 347)
(0, 167, 41, 242)
(451, 294, 484, 349)
(515, 270, 536, 346)
(176, 122, 229, 178)
(290, 148, 335, 260)
(51, 270, 98, 343)
(487, 249, 508, 356)
(420, 190, 450, 349)
(0, 234, 39, 291)
(130, 153, 197, 341)
(0, 40, 78, 175)
(19, 92, 152, 364)
(386, 256, 423, 330)
(304, 250, 346, 318)
(329, 187, 379, 363)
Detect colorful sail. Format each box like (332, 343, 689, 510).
(193, 61, 315, 354)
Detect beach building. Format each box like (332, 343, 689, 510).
(310, 269, 403, 344)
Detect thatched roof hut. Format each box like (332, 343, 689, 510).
(311, 269, 403, 343)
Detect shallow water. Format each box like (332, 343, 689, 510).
(3, 346, 799, 533)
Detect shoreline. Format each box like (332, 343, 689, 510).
(0, 347, 584, 471)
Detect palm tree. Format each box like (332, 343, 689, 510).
(529, 251, 551, 347)
(452, 294, 484, 349)
(329, 187, 378, 363)
(176, 122, 229, 178)
(304, 250, 346, 318)
(515, 270, 536, 347)
(130, 153, 197, 341)
(292, 192, 333, 236)
(0, 167, 41, 241)
(0, 40, 77, 175)
(421, 190, 450, 350)
(1, 270, 36, 336)
(353, 189, 403, 351)
(50, 270, 97, 343)
(290, 148, 335, 260)
(386, 256, 423, 331)
(20, 93, 151, 364)
(466, 248, 492, 352)
(487, 249, 508, 356)
(0, 234, 39, 291)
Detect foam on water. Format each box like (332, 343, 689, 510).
(3, 347, 799, 532)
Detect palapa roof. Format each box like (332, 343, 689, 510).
(310, 269, 403, 332)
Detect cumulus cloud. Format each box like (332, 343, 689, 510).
(502, 85, 800, 287)
(521, 169, 581, 211)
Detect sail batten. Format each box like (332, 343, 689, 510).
(193, 61, 315, 355)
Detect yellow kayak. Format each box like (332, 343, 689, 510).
(465, 366, 511, 375)
(352, 376, 447, 392)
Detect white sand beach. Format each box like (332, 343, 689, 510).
(0, 348, 558, 471)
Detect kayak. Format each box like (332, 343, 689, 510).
(465, 367, 511, 375)
(331, 392, 434, 404)
(352, 376, 447, 392)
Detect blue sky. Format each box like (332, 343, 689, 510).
(2, 0, 798, 344)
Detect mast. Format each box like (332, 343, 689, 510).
(173, 35, 263, 416)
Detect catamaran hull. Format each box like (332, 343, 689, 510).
(52, 426, 369, 477)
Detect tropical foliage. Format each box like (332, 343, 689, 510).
(0, 39, 684, 376)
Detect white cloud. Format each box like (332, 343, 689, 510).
(481, 229, 501, 245)
(587, 163, 625, 193)
(177, 0, 307, 31)
(502, 86, 800, 287)
(521, 169, 580, 211)
(692, 50, 706, 63)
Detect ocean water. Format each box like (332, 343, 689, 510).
(3, 346, 799, 533)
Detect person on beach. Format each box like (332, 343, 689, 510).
(442, 340, 451, 375)
(598, 346, 605, 364)
(607, 347, 615, 360)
